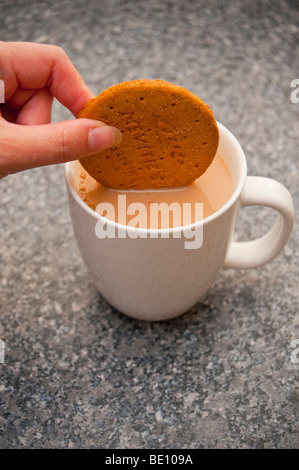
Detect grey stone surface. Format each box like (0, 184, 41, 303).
(0, 0, 298, 449)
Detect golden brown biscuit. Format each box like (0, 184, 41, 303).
(77, 79, 219, 189)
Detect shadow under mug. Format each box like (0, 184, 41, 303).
(65, 122, 294, 321)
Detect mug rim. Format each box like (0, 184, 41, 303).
(64, 121, 247, 235)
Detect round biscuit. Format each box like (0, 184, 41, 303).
(77, 79, 219, 189)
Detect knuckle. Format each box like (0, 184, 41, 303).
(52, 45, 70, 63)
(52, 44, 66, 56)
(56, 126, 84, 164)
(57, 127, 71, 164)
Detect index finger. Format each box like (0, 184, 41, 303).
(0, 41, 94, 116)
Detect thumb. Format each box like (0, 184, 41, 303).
(0, 118, 122, 177)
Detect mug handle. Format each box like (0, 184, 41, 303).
(224, 176, 295, 269)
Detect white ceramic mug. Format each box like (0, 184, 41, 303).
(65, 122, 294, 321)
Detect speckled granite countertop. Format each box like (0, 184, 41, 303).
(0, 0, 298, 449)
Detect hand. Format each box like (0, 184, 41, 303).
(0, 41, 121, 178)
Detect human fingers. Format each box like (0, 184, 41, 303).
(0, 118, 122, 178)
(0, 41, 94, 116)
(16, 88, 54, 125)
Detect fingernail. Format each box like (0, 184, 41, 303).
(88, 126, 122, 152)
